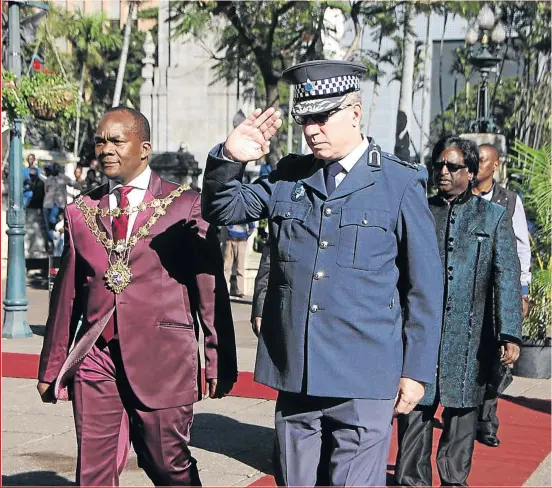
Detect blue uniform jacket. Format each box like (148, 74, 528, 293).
(202, 142, 444, 399)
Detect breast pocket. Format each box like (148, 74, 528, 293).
(270, 201, 311, 262)
(337, 208, 394, 270)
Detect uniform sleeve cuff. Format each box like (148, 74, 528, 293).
(500, 334, 522, 345)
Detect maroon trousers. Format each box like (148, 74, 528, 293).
(71, 342, 201, 486)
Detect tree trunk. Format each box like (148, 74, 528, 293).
(439, 11, 448, 134)
(266, 82, 282, 167)
(367, 29, 384, 134)
(112, 1, 136, 107)
(419, 12, 431, 165)
(73, 62, 86, 159)
(394, 4, 415, 161)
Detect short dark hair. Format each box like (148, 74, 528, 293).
(478, 143, 500, 160)
(105, 106, 151, 142)
(431, 135, 479, 175)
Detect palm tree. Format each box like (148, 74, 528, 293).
(419, 10, 431, 164)
(63, 10, 120, 157)
(510, 141, 551, 342)
(112, 1, 140, 107)
(364, 11, 397, 133)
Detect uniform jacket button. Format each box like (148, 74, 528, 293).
(324, 208, 332, 216)
(310, 304, 319, 313)
(320, 241, 328, 249)
(362, 218, 368, 225)
(284, 211, 291, 217)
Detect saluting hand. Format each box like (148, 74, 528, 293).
(394, 377, 425, 416)
(223, 108, 283, 163)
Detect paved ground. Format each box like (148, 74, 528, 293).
(2, 278, 551, 486)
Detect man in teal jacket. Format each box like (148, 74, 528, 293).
(395, 136, 522, 486)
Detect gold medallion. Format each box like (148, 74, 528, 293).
(105, 261, 133, 294)
(76, 183, 190, 294)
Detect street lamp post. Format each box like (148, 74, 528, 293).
(3, 1, 32, 338)
(465, 4, 507, 133)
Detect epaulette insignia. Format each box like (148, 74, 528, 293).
(382, 152, 420, 171)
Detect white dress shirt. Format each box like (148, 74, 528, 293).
(332, 136, 370, 187)
(108, 165, 152, 242)
(480, 184, 532, 290)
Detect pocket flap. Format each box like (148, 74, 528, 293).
(470, 226, 490, 238)
(271, 201, 311, 222)
(340, 208, 390, 230)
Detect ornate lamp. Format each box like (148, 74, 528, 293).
(465, 4, 506, 133)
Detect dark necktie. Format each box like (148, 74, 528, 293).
(325, 161, 344, 195)
(101, 186, 133, 344)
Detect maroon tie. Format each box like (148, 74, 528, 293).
(112, 186, 133, 243)
(101, 186, 133, 344)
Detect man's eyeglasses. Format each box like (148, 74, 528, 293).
(293, 105, 351, 126)
(433, 160, 468, 173)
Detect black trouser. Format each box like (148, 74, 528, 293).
(395, 403, 478, 486)
(477, 396, 499, 436)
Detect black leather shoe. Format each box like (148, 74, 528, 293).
(477, 433, 500, 447)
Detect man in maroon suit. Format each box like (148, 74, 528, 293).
(37, 107, 238, 486)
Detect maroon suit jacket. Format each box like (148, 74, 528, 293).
(39, 171, 237, 409)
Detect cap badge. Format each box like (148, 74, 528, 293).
(304, 78, 314, 92)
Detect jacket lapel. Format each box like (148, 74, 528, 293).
(96, 188, 113, 240)
(327, 149, 376, 201)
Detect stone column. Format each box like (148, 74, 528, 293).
(140, 31, 155, 140)
(156, 0, 170, 151)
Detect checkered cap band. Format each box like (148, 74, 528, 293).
(294, 75, 360, 101)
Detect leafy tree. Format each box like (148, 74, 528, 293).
(510, 141, 551, 342)
(113, 0, 142, 107)
(170, 1, 353, 165)
(61, 10, 121, 157)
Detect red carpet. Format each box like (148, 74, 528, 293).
(1, 352, 277, 399)
(3, 352, 549, 486)
(249, 398, 551, 487)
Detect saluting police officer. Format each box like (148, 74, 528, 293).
(201, 60, 444, 487)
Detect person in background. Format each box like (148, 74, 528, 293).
(42, 163, 82, 249)
(26, 168, 45, 210)
(74, 166, 85, 185)
(90, 158, 108, 186)
(251, 242, 270, 337)
(83, 168, 100, 193)
(23, 153, 41, 207)
(224, 222, 255, 298)
(472, 143, 532, 448)
(395, 136, 522, 487)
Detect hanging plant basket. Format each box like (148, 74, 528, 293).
(2, 71, 78, 123)
(26, 86, 76, 121)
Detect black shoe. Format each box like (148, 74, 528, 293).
(477, 432, 500, 447)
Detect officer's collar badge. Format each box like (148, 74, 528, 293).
(291, 180, 306, 201)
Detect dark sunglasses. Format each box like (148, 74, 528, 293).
(293, 105, 351, 126)
(433, 160, 468, 173)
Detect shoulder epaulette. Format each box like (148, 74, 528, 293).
(382, 151, 420, 171)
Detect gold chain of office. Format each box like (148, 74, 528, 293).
(75, 184, 190, 294)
